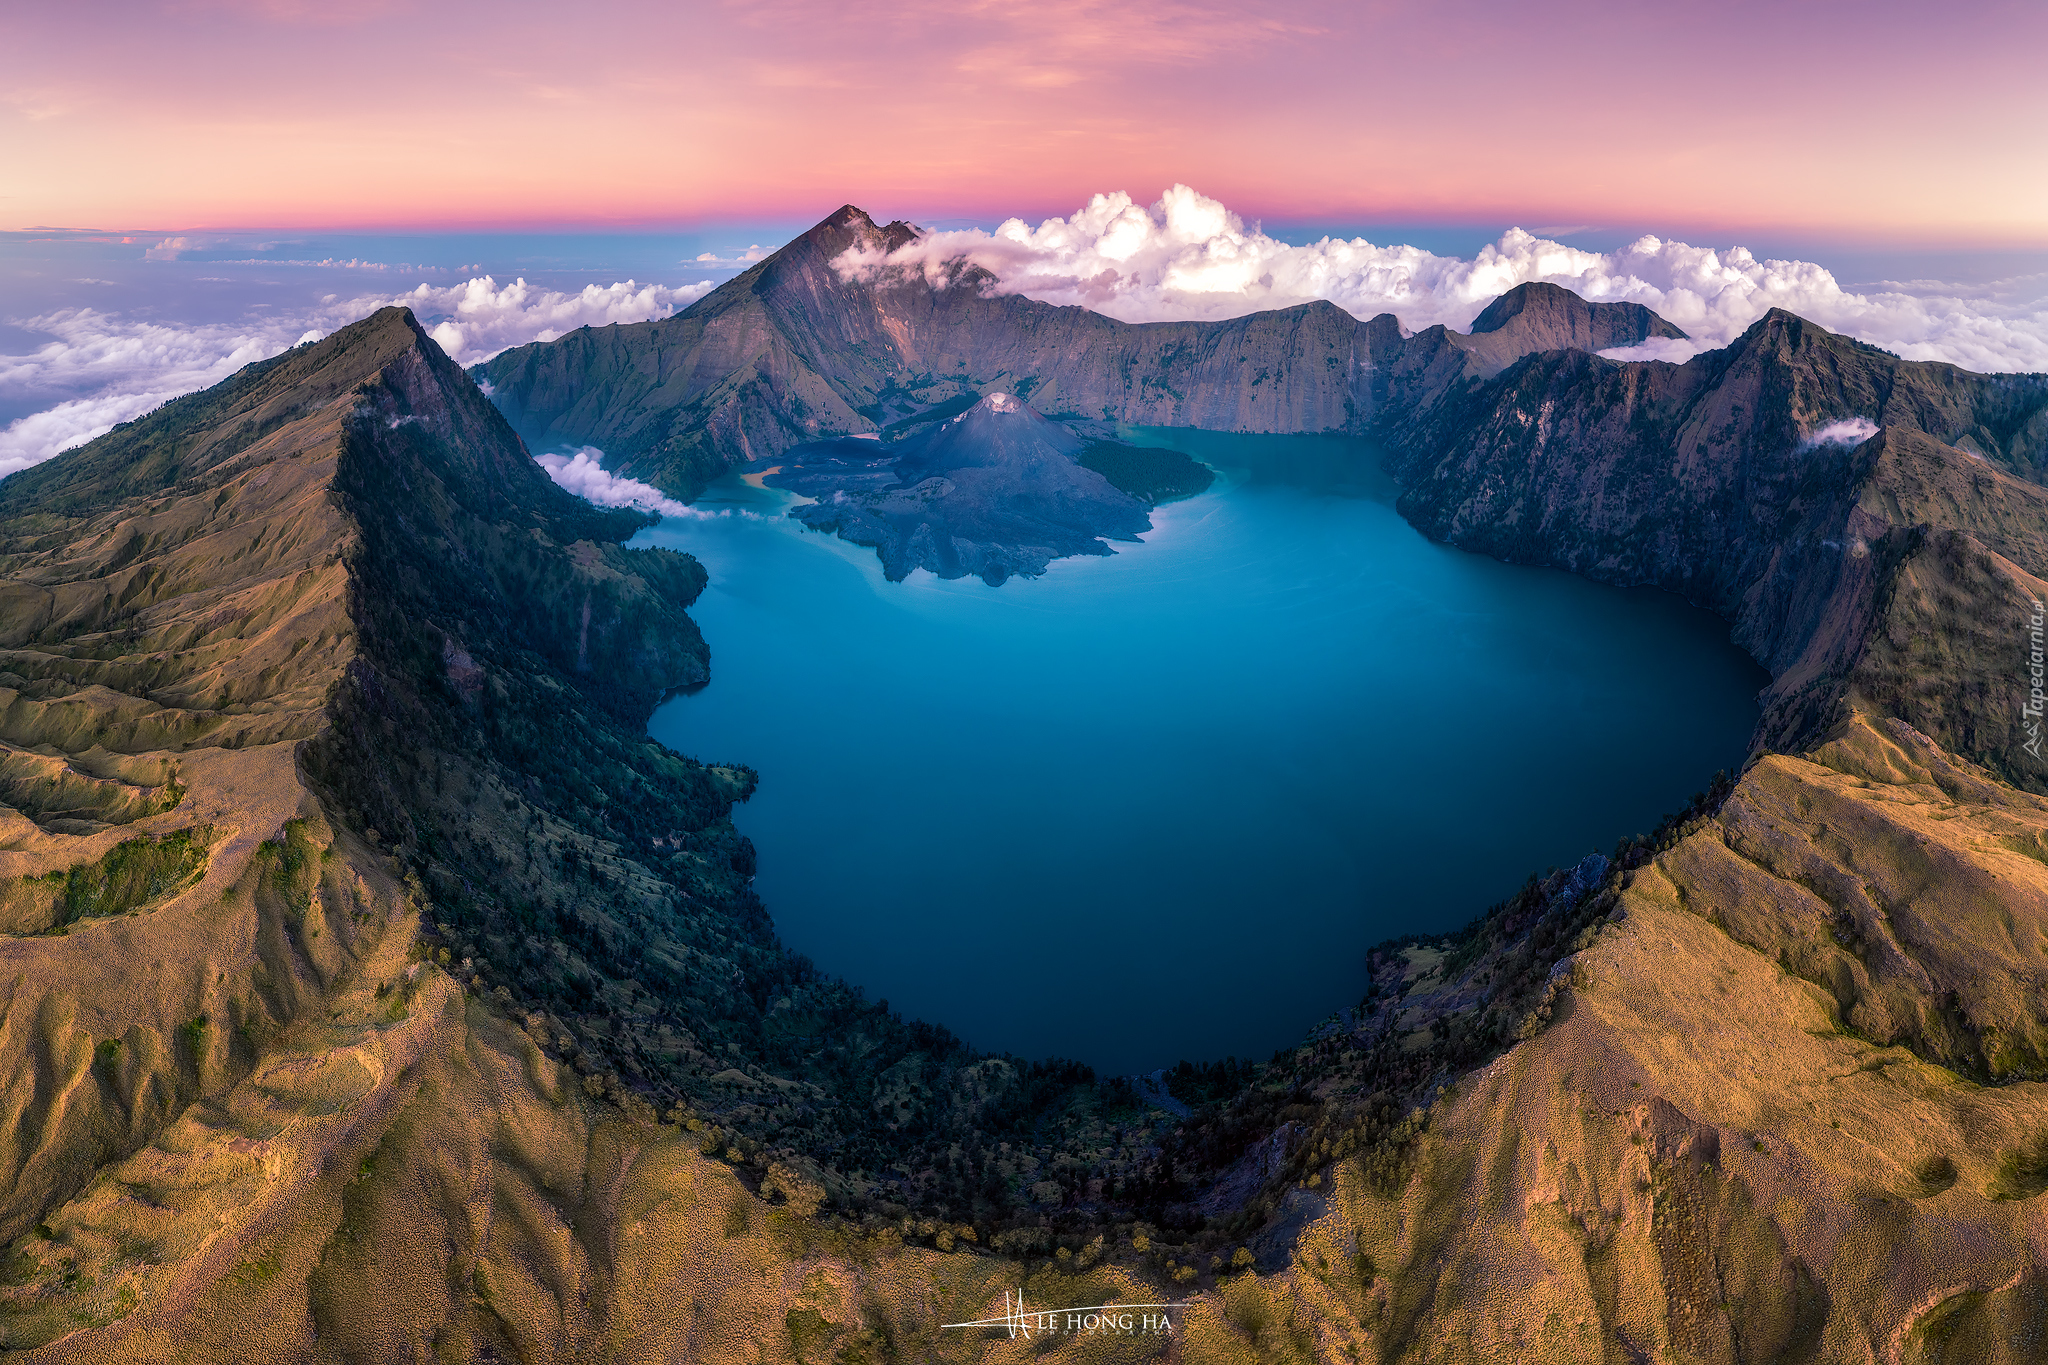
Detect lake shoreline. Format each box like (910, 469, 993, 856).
(638, 433, 1767, 1073)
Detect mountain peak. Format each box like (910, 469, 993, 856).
(823, 204, 877, 231)
(1732, 307, 1837, 355)
(1470, 281, 1688, 344)
(1469, 282, 1573, 334)
(795, 204, 919, 259)
(1443, 282, 1688, 377)
(0, 304, 447, 518)
(913, 390, 1077, 459)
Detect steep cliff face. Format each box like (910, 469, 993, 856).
(0, 307, 767, 1350)
(1371, 310, 2048, 782)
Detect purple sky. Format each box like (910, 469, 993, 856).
(5, 0, 2046, 244)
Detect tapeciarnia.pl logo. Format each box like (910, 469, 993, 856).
(2025, 597, 2046, 759)
(941, 1289, 1191, 1338)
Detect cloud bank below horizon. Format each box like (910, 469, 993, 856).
(0, 276, 712, 475)
(837, 186, 2048, 374)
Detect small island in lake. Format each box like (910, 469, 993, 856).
(763, 391, 1212, 583)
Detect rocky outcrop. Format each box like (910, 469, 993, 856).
(1451, 278, 1689, 376)
(1368, 308, 2048, 782)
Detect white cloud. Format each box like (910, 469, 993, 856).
(534, 447, 739, 521)
(0, 277, 715, 473)
(0, 308, 289, 474)
(403, 276, 713, 367)
(211, 256, 486, 273)
(1800, 417, 1881, 450)
(693, 245, 767, 265)
(143, 235, 232, 261)
(1595, 337, 1710, 365)
(0, 390, 180, 476)
(837, 185, 2048, 373)
(216, 256, 405, 269)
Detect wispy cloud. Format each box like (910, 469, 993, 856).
(143, 235, 234, 261)
(1800, 418, 1881, 450)
(535, 446, 746, 520)
(841, 186, 2048, 373)
(1594, 337, 1709, 365)
(214, 256, 476, 271)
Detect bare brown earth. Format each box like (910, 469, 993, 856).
(5, 274, 2048, 1359)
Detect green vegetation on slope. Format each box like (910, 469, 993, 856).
(1078, 440, 1216, 505)
(0, 825, 214, 936)
(57, 825, 212, 926)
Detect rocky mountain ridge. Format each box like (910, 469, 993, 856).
(1369, 306, 2048, 783)
(484, 203, 2048, 777)
(5, 213, 2048, 1359)
(476, 206, 1692, 500)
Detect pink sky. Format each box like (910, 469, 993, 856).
(4, 0, 2045, 242)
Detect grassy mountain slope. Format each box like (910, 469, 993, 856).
(8, 258, 2048, 1359)
(0, 310, 1235, 1357)
(1296, 716, 2048, 1363)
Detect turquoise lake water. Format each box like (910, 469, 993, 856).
(634, 432, 1768, 1075)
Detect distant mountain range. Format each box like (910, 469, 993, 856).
(2, 207, 2048, 1360)
(475, 207, 1693, 501)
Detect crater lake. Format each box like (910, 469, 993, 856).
(635, 432, 1769, 1075)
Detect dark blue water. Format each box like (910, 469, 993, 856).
(635, 432, 1767, 1075)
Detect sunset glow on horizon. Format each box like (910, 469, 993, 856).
(5, 0, 2046, 243)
